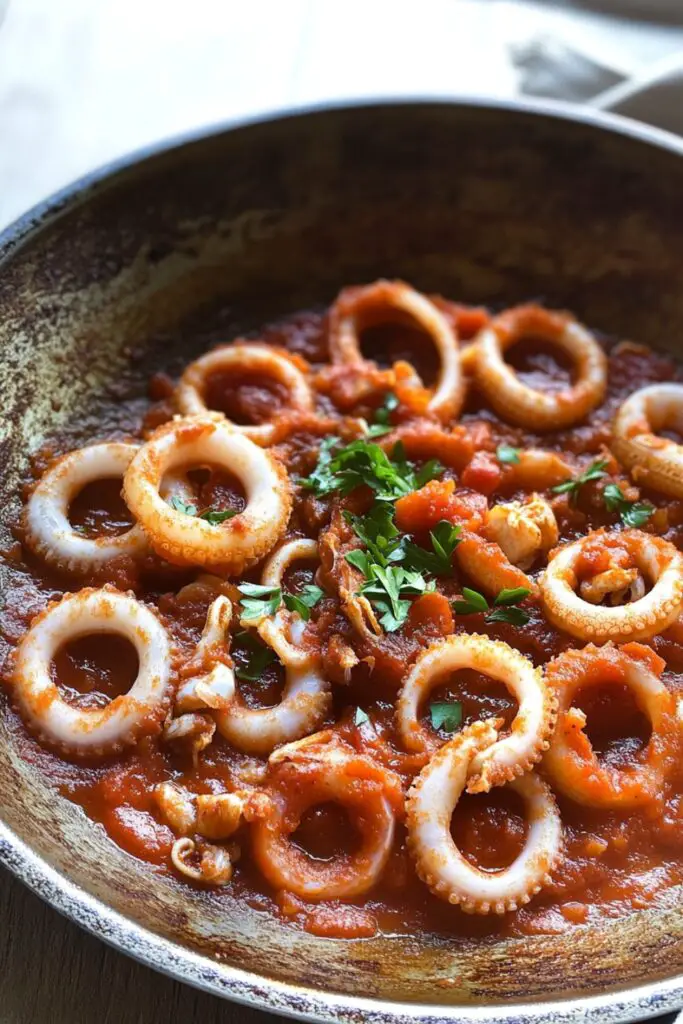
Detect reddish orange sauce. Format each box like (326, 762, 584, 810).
(2, 293, 683, 943)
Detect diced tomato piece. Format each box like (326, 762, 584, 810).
(395, 480, 486, 534)
(460, 451, 502, 496)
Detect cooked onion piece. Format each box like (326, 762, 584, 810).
(406, 721, 562, 914)
(544, 644, 679, 808)
(474, 305, 607, 430)
(11, 587, 174, 757)
(176, 342, 314, 446)
(24, 442, 148, 574)
(540, 530, 683, 642)
(255, 537, 320, 667)
(123, 416, 292, 574)
(329, 280, 463, 420)
(396, 634, 555, 791)
(485, 495, 558, 570)
(613, 383, 683, 498)
(251, 737, 400, 899)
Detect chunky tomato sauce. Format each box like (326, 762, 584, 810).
(2, 286, 683, 943)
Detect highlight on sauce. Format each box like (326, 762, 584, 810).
(2, 278, 683, 941)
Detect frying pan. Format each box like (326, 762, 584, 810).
(1, 98, 682, 1024)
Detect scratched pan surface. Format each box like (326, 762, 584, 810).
(0, 99, 682, 1024)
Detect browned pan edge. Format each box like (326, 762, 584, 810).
(1, 95, 683, 1024)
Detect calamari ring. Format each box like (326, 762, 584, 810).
(251, 740, 398, 899)
(329, 280, 463, 420)
(176, 342, 314, 446)
(256, 537, 320, 668)
(474, 305, 607, 430)
(24, 442, 148, 574)
(613, 383, 683, 499)
(540, 529, 683, 642)
(123, 416, 292, 574)
(406, 720, 563, 914)
(11, 587, 175, 757)
(544, 643, 679, 808)
(396, 633, 555, 791)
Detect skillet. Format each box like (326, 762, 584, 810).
(1, 98, 683, 1024)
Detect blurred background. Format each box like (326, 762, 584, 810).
(1, 0, 683, 231)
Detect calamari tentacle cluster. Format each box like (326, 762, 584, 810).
(473, 305, 607, 430)
(540, 529, 683, 642)
(329, 280, 463, 420)
(406, 720, 563, 913)
(24, 442, 148, 573)
(123, 416, 292, 574)
(544, 643, 680, 808)
(396, 633, 556, 791)
(251, 733, 401, 899)
(613, 383, 683, 498)
(176, 342, 314, 446)
(10, 587, 175, 757)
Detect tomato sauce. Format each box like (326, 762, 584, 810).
(2, 294, 683, 943)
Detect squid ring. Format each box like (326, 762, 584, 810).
(123, 416, 292, 574)
(256, 537, 320, 668)
(540, 529, 683, 642)
(176, 342, 314, 446)
(474, 305, 607, 430)
(406, 720, 563, 913)
(396, 633, 556, 791)
(544, 643, 679, 809)
(613, 383, 683, 499)
(329, 280, 463, 420)
(24, 442, 147, 574)
(214, 640, 330, 756)
(10, 587, 175, 757)
(251, 742, 398, 899)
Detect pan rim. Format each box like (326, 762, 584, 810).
(1, 94, 682, 1023)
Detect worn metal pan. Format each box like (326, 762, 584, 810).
(1, 98, 682, 1024)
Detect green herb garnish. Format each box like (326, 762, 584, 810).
(169, 495, 237, 525)
(366, 392, 399, 437)
(234, 632, 277, 681)
(496, 444, 521, 465)
(430, 702, 463, 733)
(354, 707, 370, 727)
(551, 459, 609, 502)
(603, 482, 654, 528)
(452, 586, 531, 626)
(283, 585, 325, 621)
(360, 564, 434, 632)
(169, 495, 198, 516)
(303, 437, 443, 501)
(402, 520, 461, 577)
(237, 583, 282, 622)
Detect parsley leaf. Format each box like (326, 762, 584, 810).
(283, 585, 324, 621)
(234, 632, 277, 681)
(169, 495, 198, 516)
(551, 459, 610, 501)
(302, 436, 339, 495)
(452, 586, 531, 626)
(361, 564, 434, 632)
(496, 444, 521, 465)
(354, 707, 370, 727)
(402, 520, 461, 576)
(237, 583, 282, 622)
(198, 508, 238, 525)
(303, 437, 443, 502)
(430, 701, 463, 733)
(345, 503, 403, 568)
(603, 482, 654, 528)
(366, 392, 399, 437)
(452, 587, 489, 615)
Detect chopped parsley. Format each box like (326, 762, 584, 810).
(366, 392, 399, 437)
(402, 520, 461, 577)
(234, 631, 277, 681)
(283, 585, 324, 621)
(354, 707, 370, 727)
(168, 494, 237, 524)
(360, 564, 434, 632)
(603, 483, 654, 529)
(430, 701, 463, 733)
(302, 437, 443, 501)
(496, 444, 521, 465)
(551, 459, 609, 502)
(344, 503, 403, 569)
(452, 586, 531, 626)
(237, 583, 282, 622)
